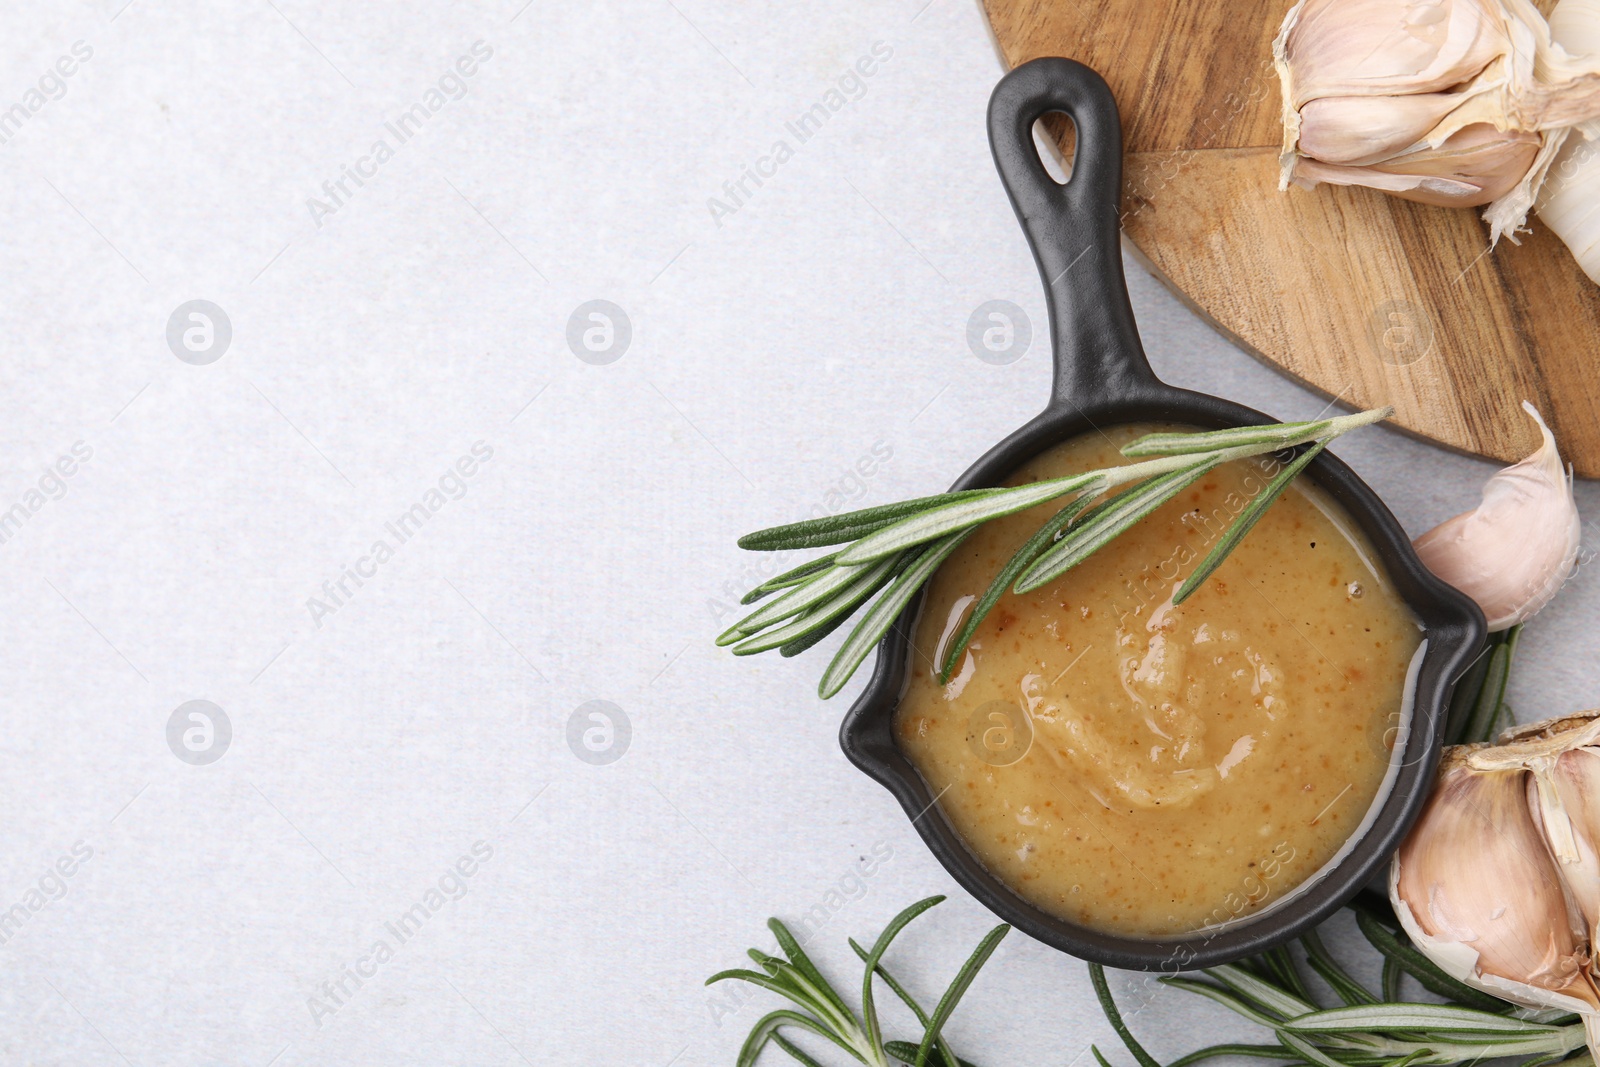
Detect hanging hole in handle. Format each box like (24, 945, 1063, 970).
(1031, 113, 1077, 186)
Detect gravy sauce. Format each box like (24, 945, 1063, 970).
(895, 425, 1422, 936)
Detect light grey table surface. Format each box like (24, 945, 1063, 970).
(1, 1, 1595, 1064)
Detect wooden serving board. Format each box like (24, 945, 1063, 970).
(982, 0, 1600, 476)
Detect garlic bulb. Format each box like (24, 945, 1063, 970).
(1413, 402, 1581, 630)
(1537, 132, 1600, 282)
(1393, 750, 1600, 1018)
(1392, 712, 1600, 1054)
(1274, 0, 1600, 244)
(1537, 0, 1600, 283)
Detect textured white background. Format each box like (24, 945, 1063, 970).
(1, 0, 1596, 1064)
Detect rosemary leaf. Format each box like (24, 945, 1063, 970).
(711, 964, 847, 1035)
(885, 1041, 971, 1067)
(850, 935, 964, 1067)
(1208, 962, 1316, 1018)
(819, 529, 975, 699)
(1173, 440, 1327, 605)
(1303, 955, 1373, 1008)
(769, 1032, 832, 1067)
(1118, 407, 1388, 460)
(769, 917, 858, 1037)
(1382, 957, 1402, 1004)
(1015, 458, 1217, 594)
(849, 941, 923, 1017)
(738, 489, 1002, 551)
(1462, 625, 1522, 745)
(1089, 965, 1164, 1067)
(1352, 911, 1510, 1012)
(1519, 1050, 1586, 1067)
(937, 494, 1098, 684)
(734, 1009, 860, 1067)
(1282, 1003, 1559, 1034)
(732, 555, 903, 656)
(1385, 1050, 1435, 1067)
(717, 561, 868, 645)
(742, 554, 841, 604)
(1263, 946, 1313, 1004)
(911, 924, 1009, 1067)
(752, 968, 878, 1057)
(1273, 1029, 1357, 1067)
(737, 952, 870, 1061)
(1166, 1044, 1298, 1067)
(860, 900, 947, 957)
(1300, 929, 1376, 1006)
(835, 474, 1105, 566)
(1159, 975, 1286, 1030)
(1493, 700, 1516, 737)
(860, 896, 947, 1060)
(780, 614, 849, 657)
(706, 966, 791, 991)
(1121, 420, 1330, 457)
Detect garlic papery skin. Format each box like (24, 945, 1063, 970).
(1413, 402, 1581, 631)
(1275, 0, 1600, 243)
(1391, 745, 1600, 1021)
(1536, 0, 1600, 283)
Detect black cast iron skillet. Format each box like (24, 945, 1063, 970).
(838, 57, 1486, 970)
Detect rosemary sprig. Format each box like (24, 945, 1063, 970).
(708, 895, 1008, 1067)
(936, 493, 1097, 684)
(1443, 623, 1524, 746)
(722, 408, 1392, 698)
(1013, 457, 1219, 594)
(1090, 895, 1589, 1067)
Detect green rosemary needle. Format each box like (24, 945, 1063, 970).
(722, 408, 1391, 698)
(708, 895, 1007, 1067)
(1090, 892, 1588, 1067)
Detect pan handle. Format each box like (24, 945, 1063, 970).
(987, 58, 1160, 409)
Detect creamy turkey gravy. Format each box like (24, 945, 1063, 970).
(895, 425, 1421, 936)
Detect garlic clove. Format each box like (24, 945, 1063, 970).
(1536, 0, 1600, 283)
(1549, 0, 1600, 53)
(1286, 125, 1536, 207)
(1298, 93, 1468, 166)
(1477, 713, 1600, 951)
(1279, 0, 1504, 108)
(1392, 751, 1600, 1014)
(1413, 402, 1582, 630)
(1538, 746, 1600, 949)
(1537, 134, 1600, 282)
(1374, 124, 1544, 204)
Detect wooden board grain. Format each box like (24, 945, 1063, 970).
(982, 0, 1600, 475)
